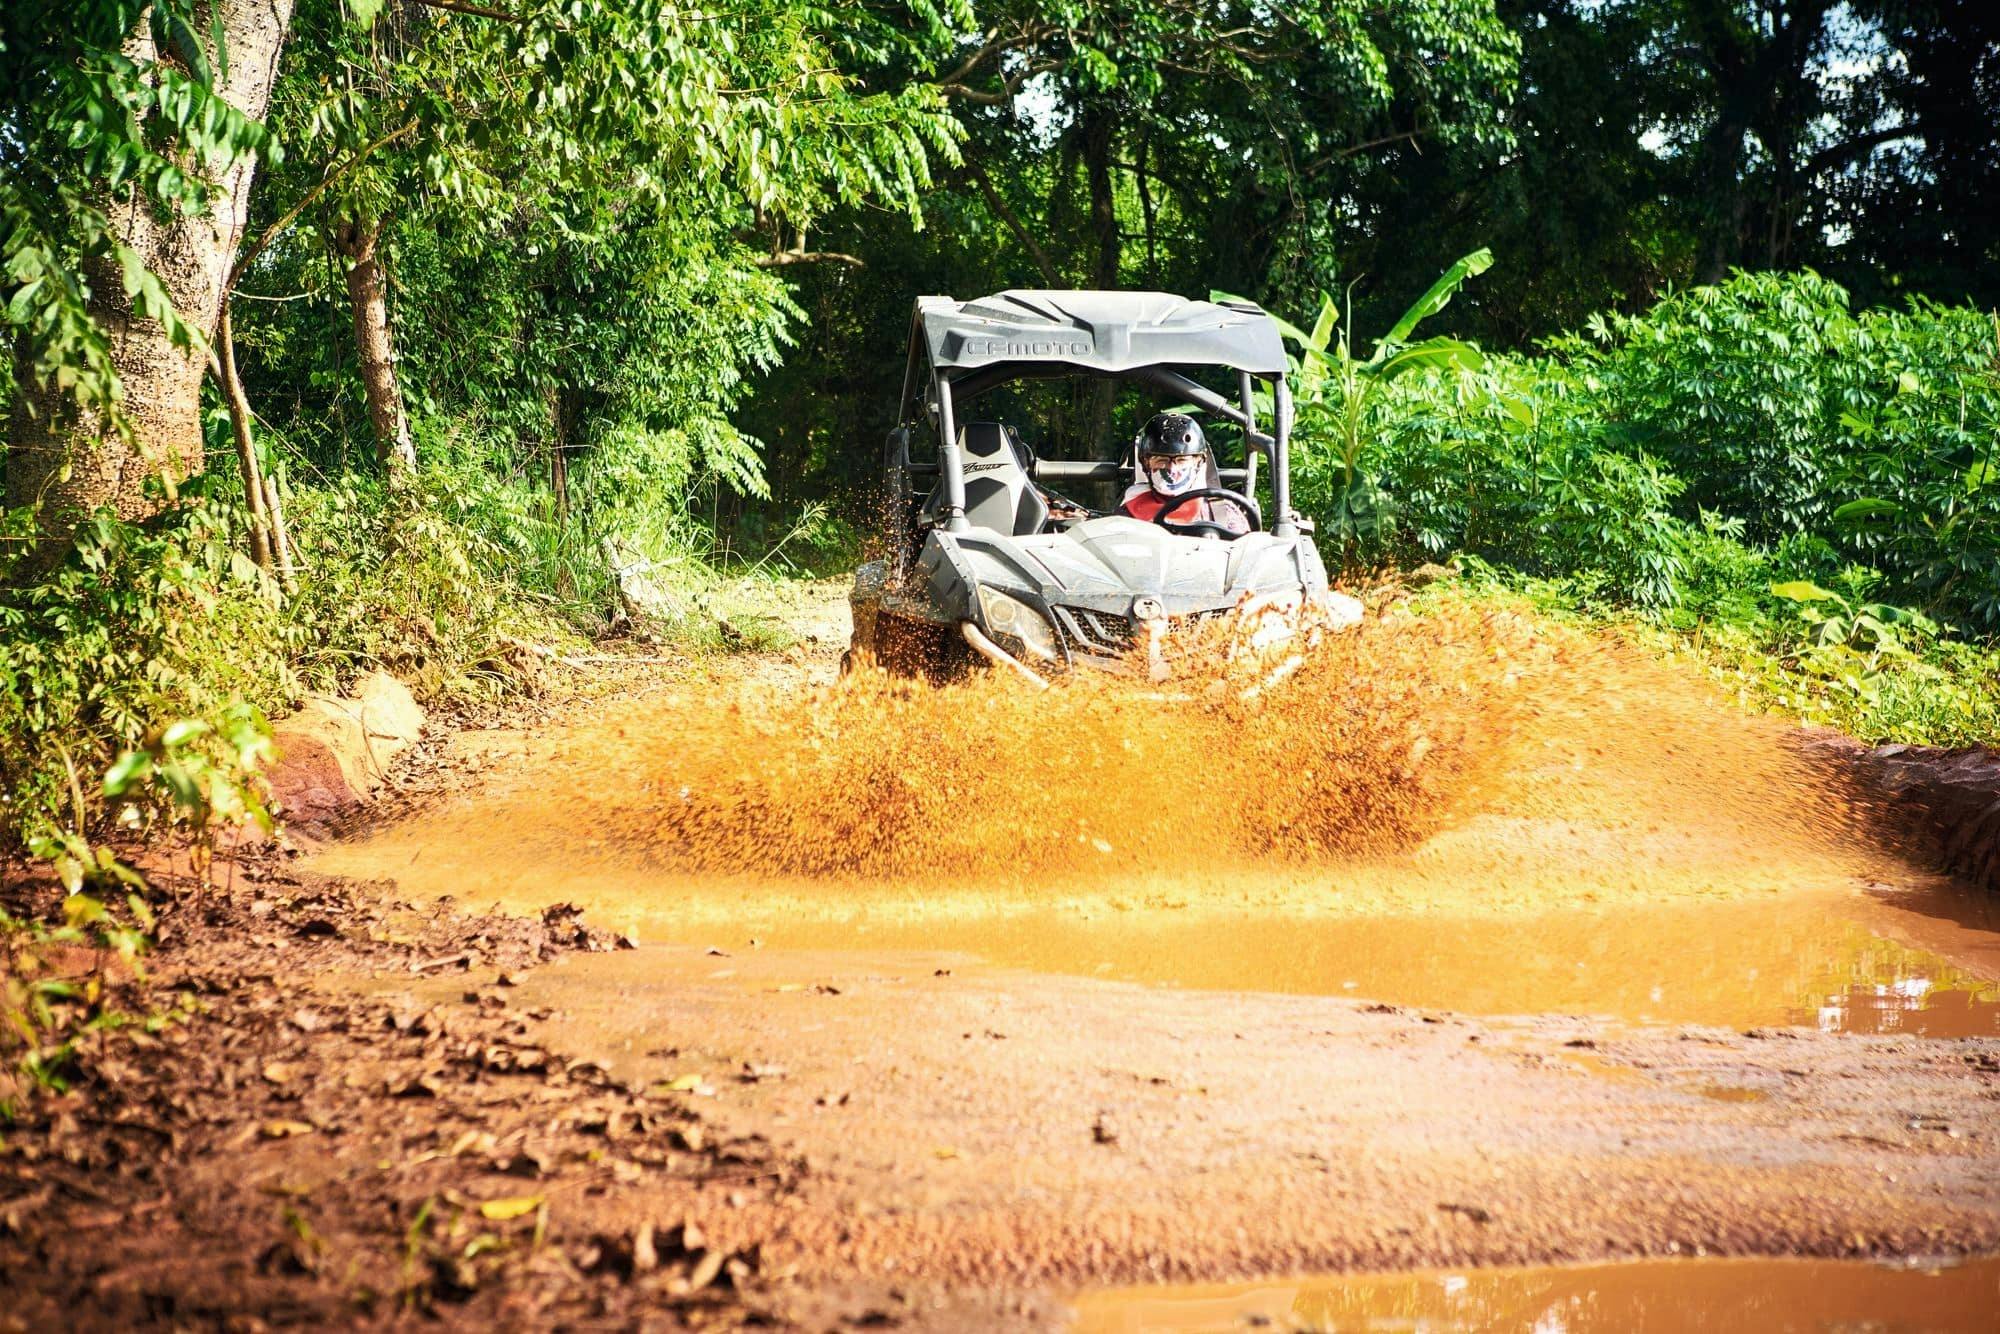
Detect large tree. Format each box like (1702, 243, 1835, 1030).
(4, 0, 294, 534)
(742, 0, 1522, 483)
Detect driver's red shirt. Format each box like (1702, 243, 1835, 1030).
(1119, 490, 1209, 524)
(1119, 488, 1251, 533)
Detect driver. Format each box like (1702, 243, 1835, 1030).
(1117, 413, 1249, 533)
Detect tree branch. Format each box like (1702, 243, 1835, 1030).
(934, 23, 1056, 88)
(964, 157, 1060, 287)
(409, 0, 530, 21)
(1806, 123, 1923, 176)
(936, 60, 1061, 107)
(750, 250, 864, 269)
(226, 119, 420, 295)
(1301, 129, 1425, 175)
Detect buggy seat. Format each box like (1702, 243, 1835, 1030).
(931, 422, 1049, 536)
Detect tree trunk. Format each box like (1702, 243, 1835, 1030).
(546, 384, 571, 523)
(217, 304, 273, 570)
(1694, 102, 1754, 285)
(5, 0, 296, 535)
(332, 216, 416, 476)
(1082, 105, 1122, 288)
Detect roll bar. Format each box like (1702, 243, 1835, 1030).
(896, 337, 1297, 535)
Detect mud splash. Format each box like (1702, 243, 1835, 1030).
(395, 600, 1874, 890)
(1069, 1254, 2000, 1333)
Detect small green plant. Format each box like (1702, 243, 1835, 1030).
(1769, 580, 1937, 657)
(1219, 250, 1491, 553)
(0, 897, 165, 1105)
(106, 704, 276, 882)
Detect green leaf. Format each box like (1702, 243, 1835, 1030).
(160, 719, 212, 749)
(1381, 249, 1494, 347)
(103, 750, 152, 796)
(1769, 581, 1837, 602)
(1307, 292, 1339, 355)
(155, 10, 213, 86)
(1375, 337, 1485, 383)
(63, 893, 107, 929)
(1831, 498, 1902, 523)
(347, 0, 388, 27)
(209, 3, 230, 81)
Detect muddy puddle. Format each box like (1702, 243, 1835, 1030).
(706, 882, 2000, 1036)
(310, 600, 2000, 1036)
(1068, 1253, 2000, 1332)
(314, 825, 2000, 1033)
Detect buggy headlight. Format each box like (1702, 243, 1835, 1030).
(977, 586, 1058, 660)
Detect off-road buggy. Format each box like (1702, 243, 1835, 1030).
(848, 289, 1359, 685)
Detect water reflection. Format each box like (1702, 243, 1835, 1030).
(1070, 1254, 2000, 1333)
(1799, 979, 2000, 1037)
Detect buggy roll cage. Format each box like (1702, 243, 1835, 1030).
(889, 291, 1299, 539)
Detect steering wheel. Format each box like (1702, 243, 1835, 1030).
(1147, 487, 1263, 539)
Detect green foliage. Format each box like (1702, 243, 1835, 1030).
(1, 897, 184, 1109)
(0, 467, 590, 855)
(0, 492, 287, 850)
(1562, 271, 1860, 539)
(2, 0, 273, 422)
(1283, 268, 2000, 630)
(1223, 250, 1492, 554)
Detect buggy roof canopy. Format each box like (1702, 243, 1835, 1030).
(915, 290, 1287, 377)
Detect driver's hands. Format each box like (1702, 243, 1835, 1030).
(1213, 500, 1252, 534)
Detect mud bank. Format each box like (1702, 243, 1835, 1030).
(1842, 740, 2000, 894)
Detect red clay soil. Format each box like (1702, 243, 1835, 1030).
(0, 862, 852, 1331)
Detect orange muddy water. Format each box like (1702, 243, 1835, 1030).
(1072, 1254, 2000, 1332)
(314, 602, 1999, 1035)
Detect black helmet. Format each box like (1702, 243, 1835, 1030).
(1136, 413, 1206, 496)
(1138, 412, 1205, 458)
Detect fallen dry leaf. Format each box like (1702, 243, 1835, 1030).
(259, 1120, 316, 1140)
(479, 1195, 544, 1222)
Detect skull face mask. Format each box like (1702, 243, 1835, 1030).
(1137, 413, 1206, 497)
(1144, 452, 1203, 496)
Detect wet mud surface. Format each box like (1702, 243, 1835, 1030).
(302, 587, 2000, 1327)
(0, 866, 813, 1330)
(1072, 1253, 2000, 1332)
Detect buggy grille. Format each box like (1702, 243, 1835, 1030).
(1055, 605, 1234, 660)
(1064, 607, 1134, 655)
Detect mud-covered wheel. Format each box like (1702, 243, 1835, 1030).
(870, 612, 973, 684)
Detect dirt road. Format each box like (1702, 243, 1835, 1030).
(308, 584, 2000, 1329)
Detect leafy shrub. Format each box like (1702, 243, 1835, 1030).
(1284, 267, 2000, 631)
(1566, 274, 2000, 627)
(1560, 271, 1857, 539)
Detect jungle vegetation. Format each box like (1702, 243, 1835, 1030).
(4, 0, 2000, 864)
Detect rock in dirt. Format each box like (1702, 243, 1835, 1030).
(265, 670, 426, 831)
